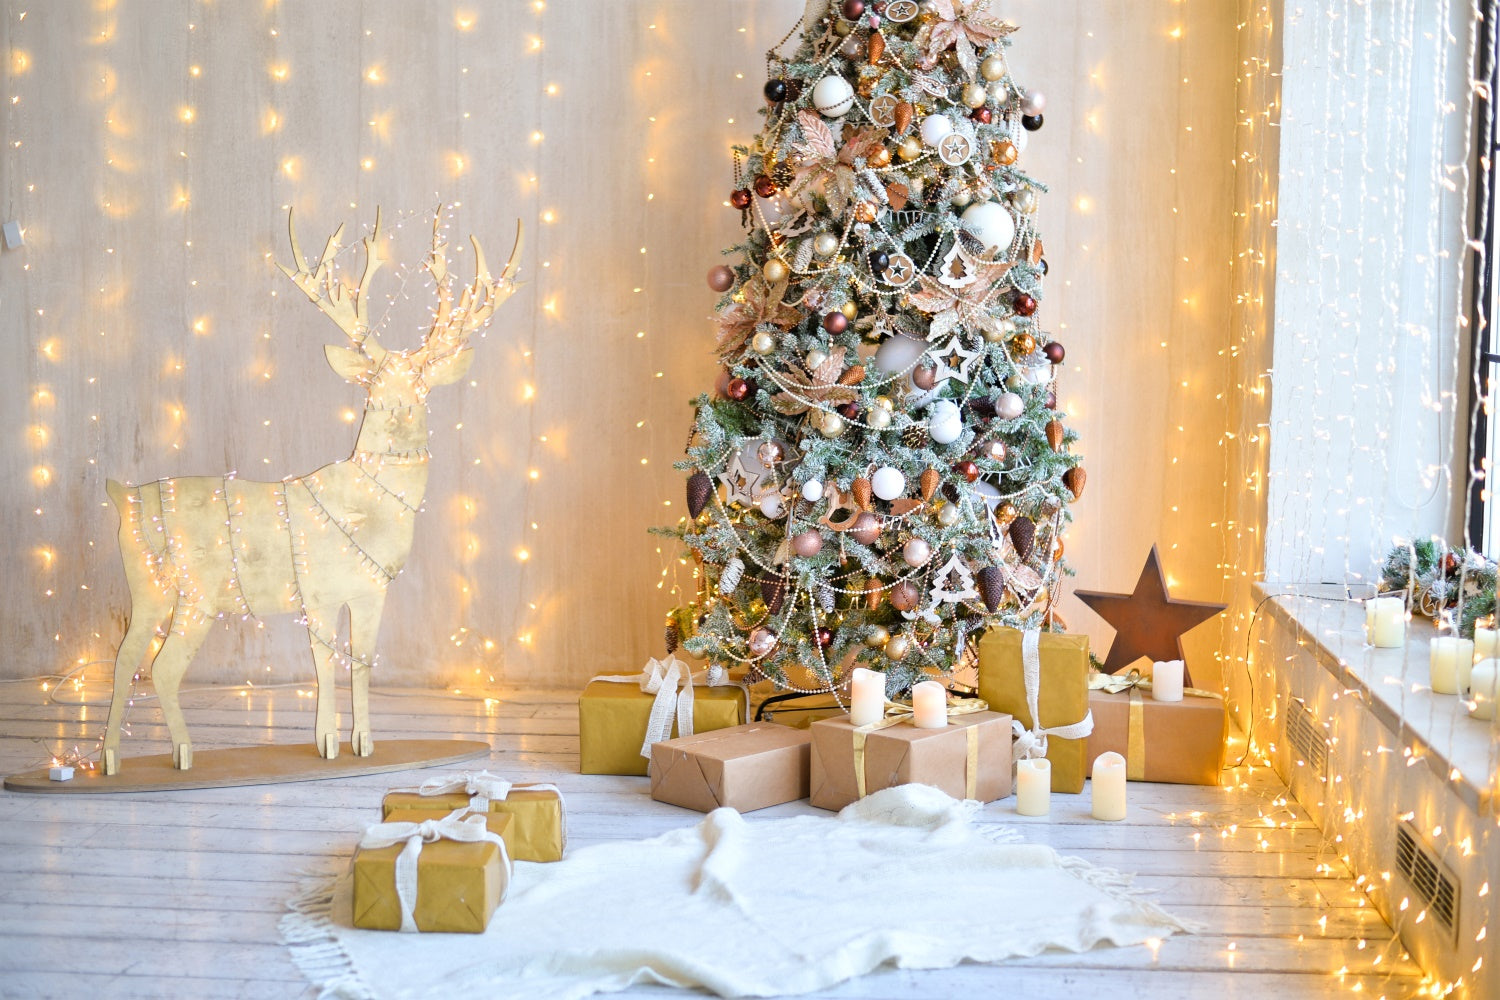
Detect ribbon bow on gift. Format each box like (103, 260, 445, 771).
(857, 695, 992, 733)
(1012, 628, 1095, 761)
(1087, 665, 1223, 780)
(849, 695, 992, 800)
(417, 770, 513, 812)
(358, 811, 510, 933)
(593, 656, 741, 759)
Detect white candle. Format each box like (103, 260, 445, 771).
(1091, 751, 1127, 821)
(1474, 626, 1499, 662)
(849, 667, 886, 728)
(1151, 660, 1185, 702)
(1365, 597, 1406, 648)
(1428, 637, 1471, 696)
(1015, 758, 1051, 816)
(1470, 659, 1500, 721)
(911, 680, 948, 729)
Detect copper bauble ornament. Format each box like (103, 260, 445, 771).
(726, 377, 752, 401)
(1045, 420, 1065, 450)
(686, 471, 713, 517)
(707, 265, 735, 292)
(851, 512, 881, 545)
(753, 174, 777, 199)
(890, 580, 920, 611)
(823, 311, 849, 334)
(854, 200, 878, 223)
(841, 0, 865, 18)
(971, 107, 993, 125)
(1010, 332, 1036, 356)
(868, 146, 892, 168)
(976, 566, 1005, 612)
(792, 529, 824, 557)
(730, 188, 752, 210)
(994, 140, 1018, 166)
(912, 366, 937, 390)
(954, 459, 979, 483)
(748, 627, 777, 657)
(1013, 293, 1038, 317)
(1062, 465, 1087, 499)
(863, 577, 884, 609)
(1009, 516, 1036, 561)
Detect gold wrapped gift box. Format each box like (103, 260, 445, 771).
(578, 679, 746, 776)
(1085, 679, 1227, 786)
(650, 723, 811, 813)
(807, 711, 1013, 812)
(382, 785, 566, 862)
(976, 628, 1092, 793)
(352, 810, 511, 933)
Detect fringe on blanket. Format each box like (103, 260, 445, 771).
(281, 873, 374, 1000)
(1056, 854, 1204, 935)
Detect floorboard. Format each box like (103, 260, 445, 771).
(0, 680, 1428, 998)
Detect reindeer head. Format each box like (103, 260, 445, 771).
(278, 207, 523, 442)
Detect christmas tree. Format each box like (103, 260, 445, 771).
(662, 0, 1083, 698)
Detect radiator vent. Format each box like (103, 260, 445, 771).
(1285, 697, 1328, 781)
(1395, 821, 1460, 942)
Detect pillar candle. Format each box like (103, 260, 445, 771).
(911, 680, 947, 728)
(1015, 758, 1051, 816)
(1091, 751, 1127, 821)
(849, 667, 886, 728)
(1474, 626, 1500, 664)
(1365, 597, 1406, 648)
(1470, 659, 1500, 721)
(1151, 660, 1184, 702)
(1428, 637, 1470, 696)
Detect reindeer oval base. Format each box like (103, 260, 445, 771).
(2, 739, 490, 794)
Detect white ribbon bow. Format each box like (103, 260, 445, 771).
(1011, 628, 1095, 760)
(359, 810, 510, 933)
(417, 770, 513, 813)
(593, 655, 735, 759)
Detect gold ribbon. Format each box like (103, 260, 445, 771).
(851, 697, 989, 800)
(1087, 670, 1223, 781)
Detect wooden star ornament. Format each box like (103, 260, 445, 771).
(1074, 545, 1225, 685)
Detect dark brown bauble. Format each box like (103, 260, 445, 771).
(761, 573, 788, 614)
(1022, 113, 1045, 132)
(1043, 340, 1065, 364)
(726, 377, 752, 401)
(753, 174, 777, 199)
(1062, 465, 1087, 499)
(815, 626, 834, 649)
(823, 311, 849, 334)
(1013, 293, 1038, 317)
(764, 79, 789, 103)
(1009, 516, 1036, 561)
(890, 580, 920, 612)
(1045, 419, 1065, 451)
(842, 0, 865, 18)
(838, 401, 860, 419)
(686, 471, 713, 518)
(1045, 390, 1058, 409)
(1444, 551, 1461, 575)
(954, 459, 979, 483)
(912, 366, 937, 390)
(730, 188, 752, 210)
(976, 565, 1005, 613)
(851, 511, 881, 545)
(868, 250, 890, 275)
(707, 265, 735, 292)
(664, 620, 681, 654)
(971, 107, 993, 125)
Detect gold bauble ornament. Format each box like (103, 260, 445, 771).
(983, 325, 1008, 343)
(853, 201, 878, 223)
(937, 502, 961, 527)
(885, 634, 911, 660)
(980, 55, 1006, 81)
(962, 82, 987, 108)
(842, 300, 858, 319)
(993, 140, 1018, 166)
(763, 258, 789, 283)
(898, 136, 923, 161)
(866, 625, 890, 647)
(1010, 332, 1036, 356)
(751, 331, 776, 354)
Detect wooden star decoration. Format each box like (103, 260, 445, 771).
(1074, 545, 1226, 685)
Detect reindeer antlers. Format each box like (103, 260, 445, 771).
(278, 207, 388, 360)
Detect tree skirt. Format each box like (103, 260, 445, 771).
(283, 785, 1189, 999)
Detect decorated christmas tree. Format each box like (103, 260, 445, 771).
(662, 0, 1084, 697)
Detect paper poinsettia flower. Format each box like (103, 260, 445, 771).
(915, 0, 1017, 78)
(714, 276, 803, 358)
(905, 255, 1013, 341)
(788, 112, 888, 217)
(770, 346, 859, 416)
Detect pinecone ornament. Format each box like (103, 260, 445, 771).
(718, 557, 744, 596)
(1045, 420, 1065, 450)
(687, 471, 713, 517)
(761, 573, 788, 614)
(1062, 466, 1086, 499)
(976, 566, 1005, 612)
(919, 468, 940, 501)
(902, 424, 927, 449)
(664, 620, 681, 654)
(1009, 516, 1036, 561)
(852, 477, 873, 511)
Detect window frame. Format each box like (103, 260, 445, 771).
(1468, 0, 1500, 554)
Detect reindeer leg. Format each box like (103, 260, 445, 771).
(102, 599, 173, 776)
(151, 608, 214, 770)
(304, 606, 342, 758)
(346, 594, 386, 757)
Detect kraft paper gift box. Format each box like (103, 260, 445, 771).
(650, 722, 812, 813)
(752, 689, 849, 730)
(977, 627, 1092, 793)
(579, 660, 747, 776)
(807, 710, 1013, 812)
(382, 778, 567, 863)
(352, 809, 512, 933)
(1085, 676, 1227, 786)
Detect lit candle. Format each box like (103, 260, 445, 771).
(1365, 597, 1405, 648)
(1474, 625, 1499, 662)
(1091, 751, 1127, 821)
(849, 667, 886, 728)
(1151, 660, 1184, 702)
(911, 680, 947, 728)
(1470, 659, 1500, 721)
(1015, 758, 1051, 816)
(1428, 637, 1471, 696)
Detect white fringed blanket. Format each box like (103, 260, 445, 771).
(283, 785, 1188, 999)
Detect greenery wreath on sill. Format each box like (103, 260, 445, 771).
(1380, 538, 1497, 637)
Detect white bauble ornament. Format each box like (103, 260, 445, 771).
(951, 188, 974, 209)
(813, 76, 855, 118)
(903, 537, 932, 567)
(996, 392, 1025, 420)
(759, 493, 785, 518)
(938, 503, 961, 527)
(960, 202, 1016, 255)
(871, 466, 906, 501)
(751, 331, 776, 354)
(814, 232, 840, 256)
(801, 479, 825, 502)
(919, 114, 955, 147)
(874, 332, 928, 373)
(1013, 188, 1039, 215)
(820, 412, 846, 438)
(1021, 89, 1047, 116)
(928, 399, 962, 444)
(868, 407, 892, 430)
(805, 348, 829, 371)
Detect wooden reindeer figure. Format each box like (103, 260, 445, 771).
(101, 208, 522, 775)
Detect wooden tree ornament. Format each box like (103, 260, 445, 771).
(100, 208, 523, 776)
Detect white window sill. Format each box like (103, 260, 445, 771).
(1255, 584, 1498, 814)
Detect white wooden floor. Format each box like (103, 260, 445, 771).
(0, 680, 1429, 999)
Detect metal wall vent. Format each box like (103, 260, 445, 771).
(1285, 696, 1328, 781)
(1395, 820, 1460, 942)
